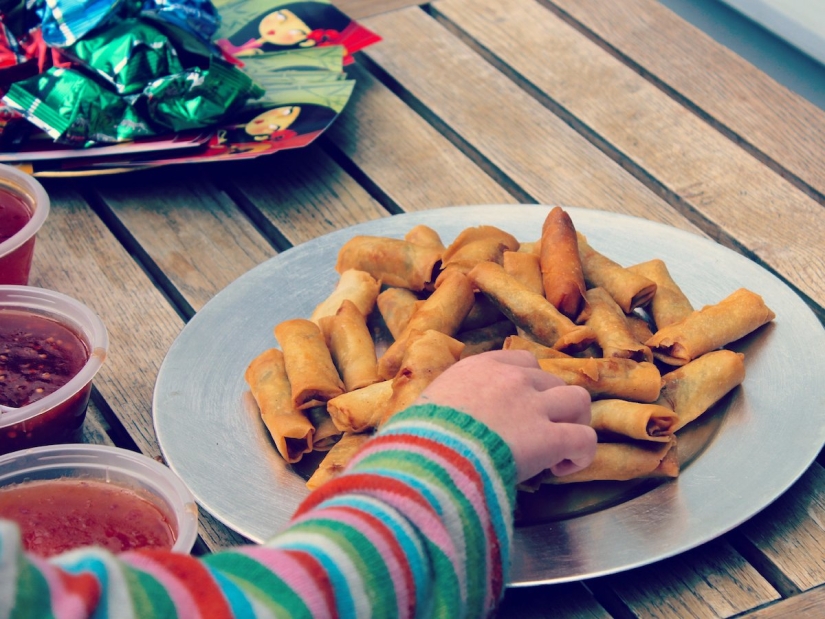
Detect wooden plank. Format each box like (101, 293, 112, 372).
(499, 583, 610, 619)
(433, 0, 825, 310)
(738, 464, 825, 592)
(327, 64, 517, 210)
(80, 401, 115, 446)
(360, 8, 697, 233)
(545, 0, 825, 199)
(221, 143, 391, 245)
(333, 0, 422, 20)
(91, 165, 275, 313)
(28, 182, 246, 550)
(594, 539, 779, 618)
(738, 585, 825, 618)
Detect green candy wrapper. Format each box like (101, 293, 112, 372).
(141, 58, 265, 132)
(3, 67, 154, 145)
(67, 19, 184, 95)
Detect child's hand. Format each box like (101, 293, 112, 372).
(416, 349, 597, 482)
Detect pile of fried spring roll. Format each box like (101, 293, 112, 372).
(244, 207, 775, 490)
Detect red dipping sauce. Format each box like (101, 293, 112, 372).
(0, 309, 94, 452)
(0, 478, 176, 557)
(1, 310, 89, 408)
(0, 189, 35, 286)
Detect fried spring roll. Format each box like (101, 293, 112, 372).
(540, 439, 679, 484)
(538, 357, 662, 402)
(377, 271, 475, 379)
(327, 380, 394, 433)
(310, 269, 381, 325)
(628, 259, 693, 330)
(274, 319, 345, 409)
(540, 207, 589, 321)
(244, 349, 313, 463)
(590, 399, 678, 442)
(502, 335, 571, 359)
(503, 251, 543, 296)
(577, 233, 657, 313)
(319, 300, 380, 392)
(646, 288, 775, 366)
(405, 224, 445, 251)
(304, 406, 342, 451)
(336, 236, 441, 291)
(306, 432, 372, 490)
(585, 287, 653, 363)
(436, 225, 519, 286)
(626, 313, 654, 345)
(376, 288, 420, 340)
(380, 330, 465, 424)
(656, 349, 746, 431)
(468, 261, 596, 351)
(458, 320, 517, 358)
(459, 293, 505, 331)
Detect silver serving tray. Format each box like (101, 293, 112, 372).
(154, 205, 825, 585)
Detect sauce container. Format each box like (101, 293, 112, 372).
(0, 165, 49, 286)
(0, 286, 108, 454)
(0, 443, 199, 556)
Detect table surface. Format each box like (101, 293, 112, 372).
(19, 0, 825, 617)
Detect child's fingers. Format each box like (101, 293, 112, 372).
(543, 423, 597, 474)
(537, 385, 591, 425)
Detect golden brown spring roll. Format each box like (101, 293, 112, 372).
(435, 225, 519, 286)
(380, 330, 465, 424)
(306, 432, 372, 490)
(577, 233, 657, 313)
(540, 439, 679, 484)
(304, 406, 342, 451)
(468, 261, 596, 351)
(656, 349, 746, 431)
(405, 224, 445, 251)
(628, 259, 693, 330)
(244, 349, 314, 463)
(376, 288, 420, 340)
(458, 320, 517, 358)
(274, 319, 345, 409)
(538, 357, 662, 402)
(590, 399, 677, 442)
(310, 269, 381, 325)
(518, 241, 538, 254)
(585, 287, 653, 363)
(503, 251, 543, 296)
(626, 313, 654, 345)
(378, 271, 475, 379)
(459, 293, 505, 331)
(327, 380, 394, 433)
(319, 300, 380, 392)
(540, 206, 589, 321)
(646, 288, 775, 366)
(502, 335, 572, 359)
(336, 236, 441, 291)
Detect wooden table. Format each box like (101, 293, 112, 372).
(21, 0, 825, 616)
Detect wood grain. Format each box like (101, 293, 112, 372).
(360, 8, 697, 233)
(333, 0, 422, 20)
(737, 585, 825, 618)
(596, 539, 779, 618)
(92, 166, 275, 314)
(328, 63, 518, 211)
(739, 465, 825, 592)
(544, 0, 825, 199)
(433, 0, 825, 310)
(222, 143, 390, 245)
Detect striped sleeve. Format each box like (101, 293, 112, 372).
(0, 404, 517, 619)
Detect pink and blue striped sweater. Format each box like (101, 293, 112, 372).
(0, 404, 517, 618)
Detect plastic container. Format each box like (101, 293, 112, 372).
(0, 286, 108, 454)
(0, 165, 50, 286)
(0, 443, 199, 555)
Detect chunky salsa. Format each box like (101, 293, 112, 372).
(0, 478, 177, 557)
(0, 190, 34, 285)
(0, 310, 89, 408)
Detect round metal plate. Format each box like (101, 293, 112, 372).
(154, 205, 825, 585)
